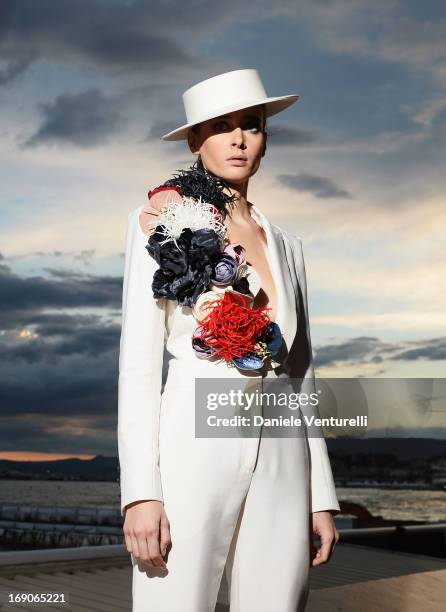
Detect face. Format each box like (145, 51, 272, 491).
(187, 105, 267, 186)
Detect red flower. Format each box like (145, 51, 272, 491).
(197, 291, 271, 361)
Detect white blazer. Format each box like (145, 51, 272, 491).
(118, 203, 341, 517)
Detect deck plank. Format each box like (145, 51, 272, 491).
(307, 569, 446, 612)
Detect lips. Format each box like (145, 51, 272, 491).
(228, 156, 247, 161)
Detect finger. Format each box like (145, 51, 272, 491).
(332, 530, 340, 549)
(147, 532, 167, 569)
(124, 532, 133, 554)
(311, 548, 325, 567)
(159, 518, 171, 557)
(312, 533, 335, 566)
(309, 540, 318, 567)
(309, 517, 317, 566)
(145, 518, 167, 568)
(130, 534, 140, 560)
(135, 531, 152, 565)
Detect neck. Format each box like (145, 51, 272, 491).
(222, 180, 253, 221)
(198, 160, 252, 221)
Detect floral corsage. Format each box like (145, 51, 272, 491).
(145, 162, 282, 371)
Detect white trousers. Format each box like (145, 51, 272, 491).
(131, 377, 311, 612)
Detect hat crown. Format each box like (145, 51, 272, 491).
(161, 68, 299, 140)
(183, 69, 267, 124)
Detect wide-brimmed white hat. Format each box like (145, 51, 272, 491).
(161, 68, 299, 141)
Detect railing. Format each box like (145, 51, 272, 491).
(337, 522, 446, 558)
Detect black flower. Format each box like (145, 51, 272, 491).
(147, 226, 222, 307)
(232, 276, 251, 295)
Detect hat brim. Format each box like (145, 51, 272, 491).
(161, 94, 299, 141)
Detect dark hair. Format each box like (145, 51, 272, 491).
(191, 104, 267, 135)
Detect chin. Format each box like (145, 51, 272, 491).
(220, 166, 251, 181)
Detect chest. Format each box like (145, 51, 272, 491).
(224, 218, 278, 322)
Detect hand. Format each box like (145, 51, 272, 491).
(310, 511, 339, 567)
(139, 189, 183, 235)
(123, 500, 172, 569)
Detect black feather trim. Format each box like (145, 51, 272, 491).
(162, 159, 237, 219)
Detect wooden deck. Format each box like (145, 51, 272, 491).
(1, 542, 445, 611)
(306, 568, 446, 612)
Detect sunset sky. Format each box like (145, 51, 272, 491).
(1, 0, 445, 459)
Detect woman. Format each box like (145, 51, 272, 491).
(118, 69, 340, 612)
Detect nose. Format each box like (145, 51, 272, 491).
(231, 126, 246, 149)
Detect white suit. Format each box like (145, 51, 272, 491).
(118, 203, 340, 612)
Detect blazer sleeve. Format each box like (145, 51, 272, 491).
(117, 206, 166, 517)
(288, 234, 341, 516)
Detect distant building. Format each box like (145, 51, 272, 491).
(431, 459, 446, 487)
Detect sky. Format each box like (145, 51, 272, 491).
(1, 0, 445, 459)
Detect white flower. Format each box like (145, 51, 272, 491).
(192, 290, 223, 321)
(156, 196, 227, 246)
(193, 285, 256, 320)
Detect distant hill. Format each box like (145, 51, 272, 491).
(0, 455, 119, 481)
(326, 437, 446, 460)
(0, 438, 445, 481)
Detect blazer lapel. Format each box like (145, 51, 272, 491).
(250, 205, 297, 355)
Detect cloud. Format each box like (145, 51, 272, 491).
(0, 415, 117, 454)
(0, 0, 201, 84)
(0, 301, 170, 427)
(73, 250, 96, 265)
(298, 0, 446, 79)
(0, 52, 34, 86)
(147, 120, 187, 144)
(313, 335, 446, 368)
(277, 172, 354, 199)
(267, 125, 319, 146)
(313, 312, 446, 335)
(23, 89, 124, 148)
(2, 314, 118, 361)
(314, 336, 386, 367)
(0, 263, 170, 423)
(391, 338, 446, 362)
(0, 263, 121, 326)
(300, 0, 446, 123)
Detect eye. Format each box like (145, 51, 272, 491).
(244, 121, 261, 133)
(213, 119, 261, 133)
(213, 120, 229, 131)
